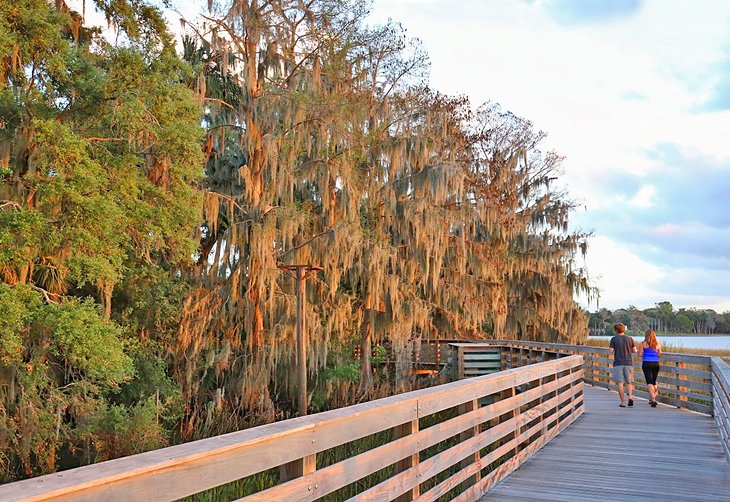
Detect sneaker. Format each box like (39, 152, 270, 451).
(651, 401, 657, 407)
(619, 404, 626, 408)
(628, 399, 634, 407)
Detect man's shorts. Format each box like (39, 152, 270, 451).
(612, 365, 634, 384)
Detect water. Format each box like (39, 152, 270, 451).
(588, 335, 730, 351)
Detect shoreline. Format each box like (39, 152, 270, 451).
(589, 333, 730, 338)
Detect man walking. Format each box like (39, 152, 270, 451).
(609, 323, 636, 407)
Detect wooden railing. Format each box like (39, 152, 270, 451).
(448, 340, 730, 465)
(712, 356, 730, 463)
(443, 340, 715, 415)
(0, 353, 583, 502)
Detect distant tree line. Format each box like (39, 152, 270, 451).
(589, 301, 730, 336)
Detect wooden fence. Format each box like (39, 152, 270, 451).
(712, 356, 730, 463)
(444, 340, 730, 464)
(449, 340, 715, 415)
(0, 353, 584, 502)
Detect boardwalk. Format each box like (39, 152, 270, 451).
(2, 342, 728, 502)
(484, 385, 730, 502)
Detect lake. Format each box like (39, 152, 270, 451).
(588, 335, 730, 351)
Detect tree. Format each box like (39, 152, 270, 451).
(1, 0, 202, 479)
(173, 0, 595, 434)
(463, 104, 594, 343)
(675, 313, 694, 333)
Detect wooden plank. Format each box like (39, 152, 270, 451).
(463, 354, 501, 361)
(600, 386, 711, 414)
(417, 394, 583, 502)
(463, 350, 501, 356)
(490, 340, 712, 366)
(658, 352, 712, 365)
(244, 403, 488, 501)
(582, 369, 714, 398)
(394, 420, 420, 502)
(660, 365, 711, 380)
(417, 356, 582, 417)
(677, 361, 689, 406)
(483, 385, 730, 502)
(463, 361, 502, 368)
(464, 369, 501, 375)
(454, 398, 584, 502)
(280, 454, 316, 482)
(712, 357, 730, 463)
(713, 357, 730, 386)
(348, 415, 520, 501)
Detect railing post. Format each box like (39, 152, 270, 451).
(678, 361, 688, 407)
(458, 346, 465, 380)
(458, 399, 481, 491)
(554, 370, 562, 428)
(508, 385, 520, 455)
(394, 419, 420, 501)
(569, 364, 579, 414)
(280, 454, 316, 484)
(538, 374, 546, 438)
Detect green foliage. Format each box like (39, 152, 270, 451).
(371, 345, 388, 365)
(0, 0, 202, 481)
(44, 298, 133, 383)
(0, 284, 136, 479)
(0, 283, 41, 365)
(674, 313, 694, 333)
(80, 396, 169, 462)
(0, 210, 45, 271)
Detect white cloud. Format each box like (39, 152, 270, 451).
(370, 0, 730, 311)
(628, 185, 656, 208)
(580, 235, 664, 309)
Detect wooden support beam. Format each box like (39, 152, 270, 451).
(394, 419, 420, 502)
(458, 399, 481, 491)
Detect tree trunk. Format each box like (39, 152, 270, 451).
(358, 294, 374, 395)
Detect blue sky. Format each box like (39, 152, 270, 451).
(367, 0, 730, 312)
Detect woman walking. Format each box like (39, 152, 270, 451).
(638, 330, 662, 407)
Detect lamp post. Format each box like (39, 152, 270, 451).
(279, 264, 323, 416)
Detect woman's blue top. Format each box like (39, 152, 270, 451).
(643, 346, 660, 362)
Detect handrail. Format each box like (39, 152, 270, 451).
(711, 356, 730, 463)
(441, 339, 714, 415)
(0, 353, 584, 502)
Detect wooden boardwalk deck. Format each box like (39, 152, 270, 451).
(483, 385, 730, 502)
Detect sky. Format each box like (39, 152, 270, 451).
(367, 0, 730, 313)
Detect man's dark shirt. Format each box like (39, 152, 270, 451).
(610, 335, 635, 366)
